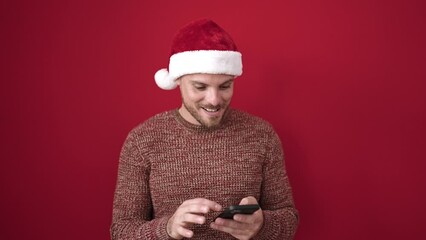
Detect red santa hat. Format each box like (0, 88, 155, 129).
(154, 19, 243, 90)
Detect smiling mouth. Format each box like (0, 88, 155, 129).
(202, 107, 220, 113)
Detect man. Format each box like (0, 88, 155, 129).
(111, 19, 298, 239)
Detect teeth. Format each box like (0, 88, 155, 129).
(203, 107, 219, 112)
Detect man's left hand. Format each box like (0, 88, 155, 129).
(211, 196, 263, 240)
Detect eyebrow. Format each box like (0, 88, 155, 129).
(221, 79, 235, 85)
(190, 78, 234, 85)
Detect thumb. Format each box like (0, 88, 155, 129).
(239, 196, 258, 205)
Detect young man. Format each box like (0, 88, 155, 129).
(111, 19, 298, 239)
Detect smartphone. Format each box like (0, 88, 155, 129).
(216, 204, 260, 219)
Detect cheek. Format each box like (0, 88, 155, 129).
(185, 91, 204, 103)
(223, 91, 233, 102)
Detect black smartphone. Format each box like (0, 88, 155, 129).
(216, 204, 260, 219)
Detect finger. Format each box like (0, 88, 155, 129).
(233, 210, 260, 224)
(182, 198, 222, 212)
(179, 204, 210, 215)
(177, 226, 194, 238)
(191, 198, 223, 211)
(181, 213, 206, 225)
(237, 206, 263, 225)
(239, 196, 258, 205)
(179, 204, 218, 216)
(214, 217, 247, 229)
(210, 219, 247, 236)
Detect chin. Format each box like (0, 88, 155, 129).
(201, 117, 222, 128)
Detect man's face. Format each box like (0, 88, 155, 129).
(177, 73, 234, 128)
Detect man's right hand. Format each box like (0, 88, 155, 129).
(167, 198, 222, 239)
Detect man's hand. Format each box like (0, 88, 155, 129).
(210, 196, 264, 240)
(167, 198, 222, 239)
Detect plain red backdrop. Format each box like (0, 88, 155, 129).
(1, 0, 425, 239)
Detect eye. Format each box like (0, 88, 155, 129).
(193, 84, 206, 90)
(219, 83, 232, 90)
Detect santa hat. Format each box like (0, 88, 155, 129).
(154, 19, 243, 90)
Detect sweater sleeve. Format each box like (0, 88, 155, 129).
(253, 129, 299, 240)
(110, 129, 172, 240)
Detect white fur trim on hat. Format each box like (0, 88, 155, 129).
(154, 68, 177, 90)
(154, 50, 242, 90)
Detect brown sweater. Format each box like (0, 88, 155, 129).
(111, 109, 298, 239)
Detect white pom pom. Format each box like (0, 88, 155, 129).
(154, 68, 177, 90)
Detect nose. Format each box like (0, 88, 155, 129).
(205, 88, 221, 106)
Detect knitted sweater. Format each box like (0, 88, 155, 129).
(111, 109, 298, 239)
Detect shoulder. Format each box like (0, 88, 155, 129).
(227, 109, 283, 156)
(132, 110, 175, 132)
(229, 109, 276, 133)
(125, 110, 176, 143)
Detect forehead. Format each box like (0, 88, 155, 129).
(181, 73, 234, 85)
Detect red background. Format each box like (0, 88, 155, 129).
(1, 0, 426, 239)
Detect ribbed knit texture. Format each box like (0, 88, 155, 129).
(111, 109, 298, 239)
